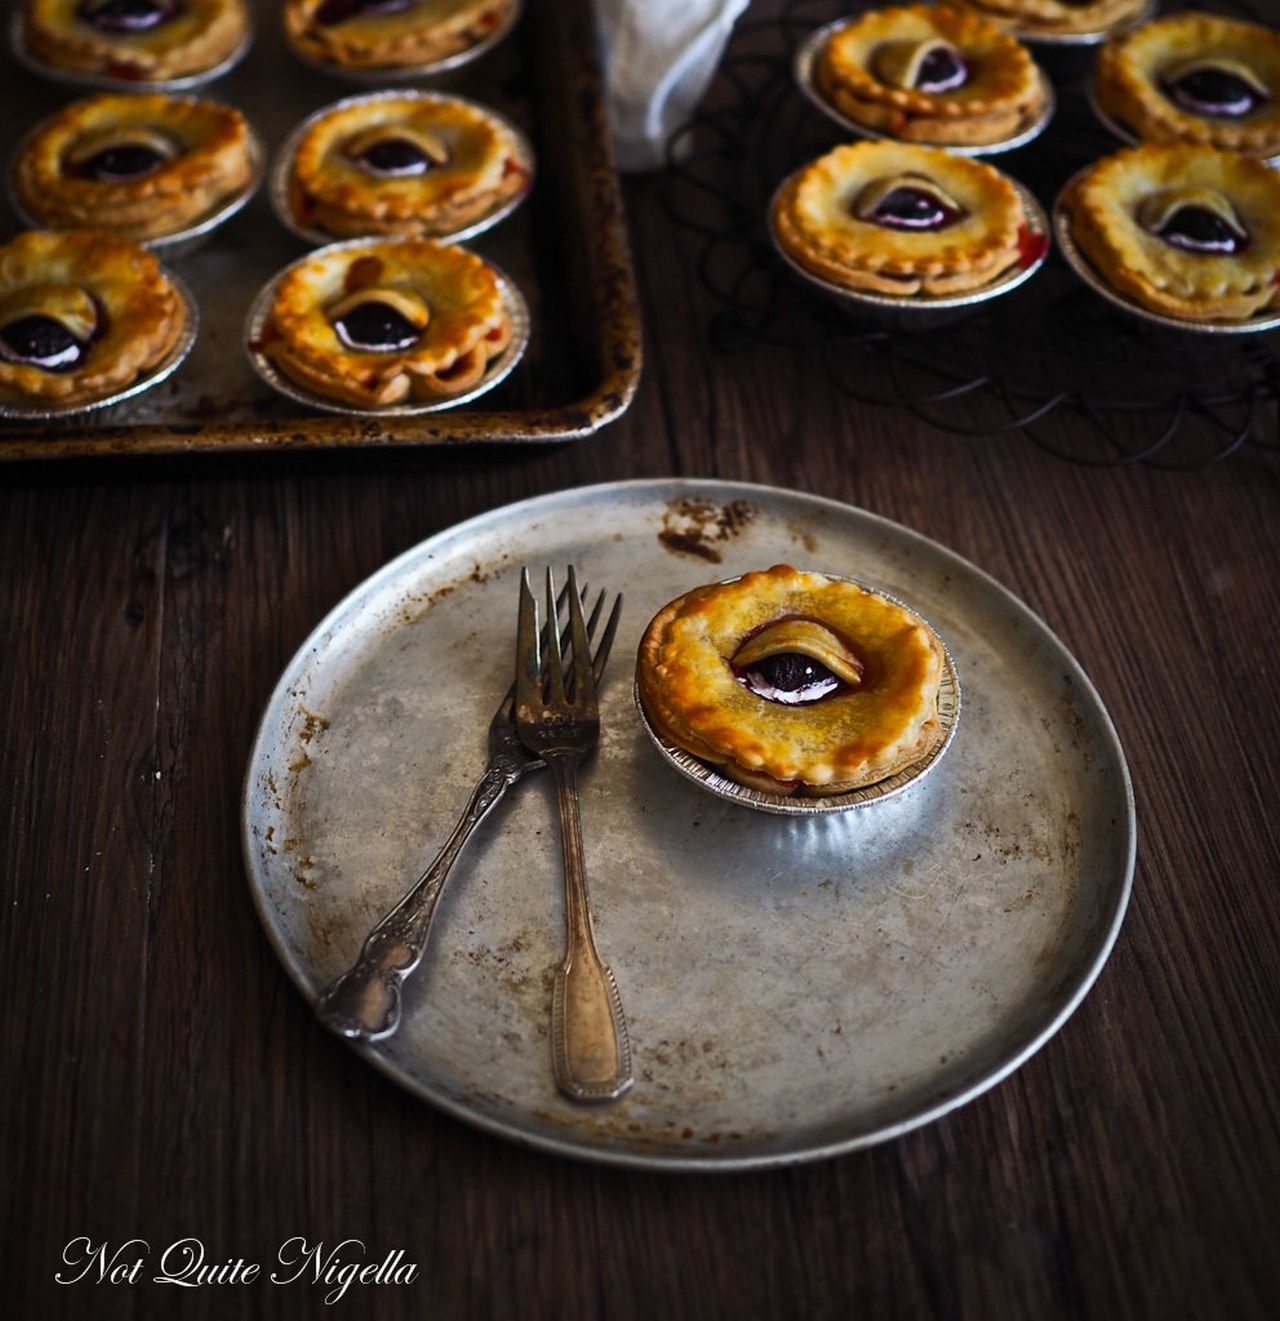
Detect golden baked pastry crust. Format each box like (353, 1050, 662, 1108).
(288, 94, 528, 239)
(1062, 145, 1280, 321)
(637, 566, 946, 797)
(1095, 14, 1280, 157)
(284, 0, 513, 72)
(260, 239, 513, 408)
(817, 5, 1045, 146)
(0, 230, 186, 406)
(773, 141, 1028, 295)
(24, 0, 249, 81)
(953, 0, 1144, 38)
(14, 93, 254, 240)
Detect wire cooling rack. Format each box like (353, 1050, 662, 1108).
(660, 0, 1279, 467)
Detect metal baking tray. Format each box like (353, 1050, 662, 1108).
(243, 478, 1135, 1171)
(0, 0, 641, 461)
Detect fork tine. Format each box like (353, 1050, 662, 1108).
(567, 566, 593, 703)
(515, 568, 541, 706)
(591, 593, 623, 684)
(544, 567, 566, 704)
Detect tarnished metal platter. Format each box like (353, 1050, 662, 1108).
(242, 479, 1134, 1171)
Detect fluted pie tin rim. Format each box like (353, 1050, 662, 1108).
(9, 5, 254, 93)
(243, 235, 531, 416)
(634, 575, 961, 816)
(0, 268, 199, 421)
(792, 16, 1056, 158)
(1052, 169, 1280, 336)
(269, 89, 535, 249)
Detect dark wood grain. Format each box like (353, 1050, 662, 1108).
(3, 174, 1279, 1321)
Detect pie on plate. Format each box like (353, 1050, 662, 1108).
(951, 0, 1146, 40)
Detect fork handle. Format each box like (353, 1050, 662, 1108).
(314, 759, 519, 1041)
(546, 752, 633, 1102)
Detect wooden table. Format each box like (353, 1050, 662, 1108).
(3, 170, 1277, 1320)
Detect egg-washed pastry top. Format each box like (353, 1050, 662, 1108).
(288, 94, 529, 239)
(816, 4, 1046, 147)
(1061, 144, 1280, 322)
(951, 0, 1145, 39)
(1095, 12, 1280, 158)
(14, 93, 254, 240)
(23, 0, 249, 82)
(283, 0, 514, 72)
(257, 238, 513, 408)
(0, 229, 187, 406)
(773, 140, 1034, 296)
(636, 565, 947, 797)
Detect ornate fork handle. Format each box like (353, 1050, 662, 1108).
(315, 754, 524, 1041)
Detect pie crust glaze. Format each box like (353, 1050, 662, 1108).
(0, 229, 186, 406)
(24, 0, 250, 82)
(816, 4, 1046, 146)
(772, 140, 1029, 295)
(287, 94, 528, 239)
(14, 93, 254, 240)
(952, 0, 1145, 39)
(636, 566, 946, 797)
(258, 238, 513, 408)
(1095, 13, 1280, 157)
(283, 0, 513, 72)
(1061, 144, 1280, 321)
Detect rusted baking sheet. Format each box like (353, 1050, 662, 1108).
(0, 0, 641, 461)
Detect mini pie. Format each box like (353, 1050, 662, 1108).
(1061, 144, 1280, 322)
(23, 0, 250, 83)
(287, 95, 529, 239)
(0, 229, 187, 407)
(283, 0, 514, 72)
(772, 140, 1035, 296)
(637, 566, 946, 797)
(816, 5, 1046, 146)
(257, 239, 513, 408)
(1095, 13, 1280, 158)
(14, 93, 255, 240)
(952, 0, 1145, 39)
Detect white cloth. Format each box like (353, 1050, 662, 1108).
(594, 0, 749, 172)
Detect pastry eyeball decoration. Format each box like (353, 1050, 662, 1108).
(636, 565, 948, 798)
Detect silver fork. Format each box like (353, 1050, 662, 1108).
(515, 566, 632, 1103)
(315, 580, 621, 1043)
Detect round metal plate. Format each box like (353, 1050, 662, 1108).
(242, 237, 530, 416)
(793, 18, 1055, 157)
(0, 269, 199, 421)
(1053, 173, 1280, 336)
(268, 90, 534, 248)
(10, 6, 253, 92)
(242, 479, 1136, 1171)
(996, 0, 1156, 47)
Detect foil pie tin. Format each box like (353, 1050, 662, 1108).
(634, 580, 961, 818)
(9, 6, 254, 93)
(0, 268, 199, 423)
(1052, 170, 1280, 336)
(269, 90, 535, 249)
(994, 0, 1156, 48)
(767, 173, 1050, 329)
(8, 122, 266, 262)
(793, 17, 1056, 157)
(243, 235, 531, 417)
(285, 0, 523, 85)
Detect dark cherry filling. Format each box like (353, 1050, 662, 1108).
(77, 143, 168, 181)
(354, 139, 434, 178)
(867, 186, 961, 231)
(314, 0, 417, 25)
(0, 316, 89, 372)
(78, 0, 178, 33)
(1163, 68, 1266, 119)
(332, 301, 422, 352)
(915, 46, 968, 94)
(738, 653, 843, 706)
(1155, 207, 1247, 255)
